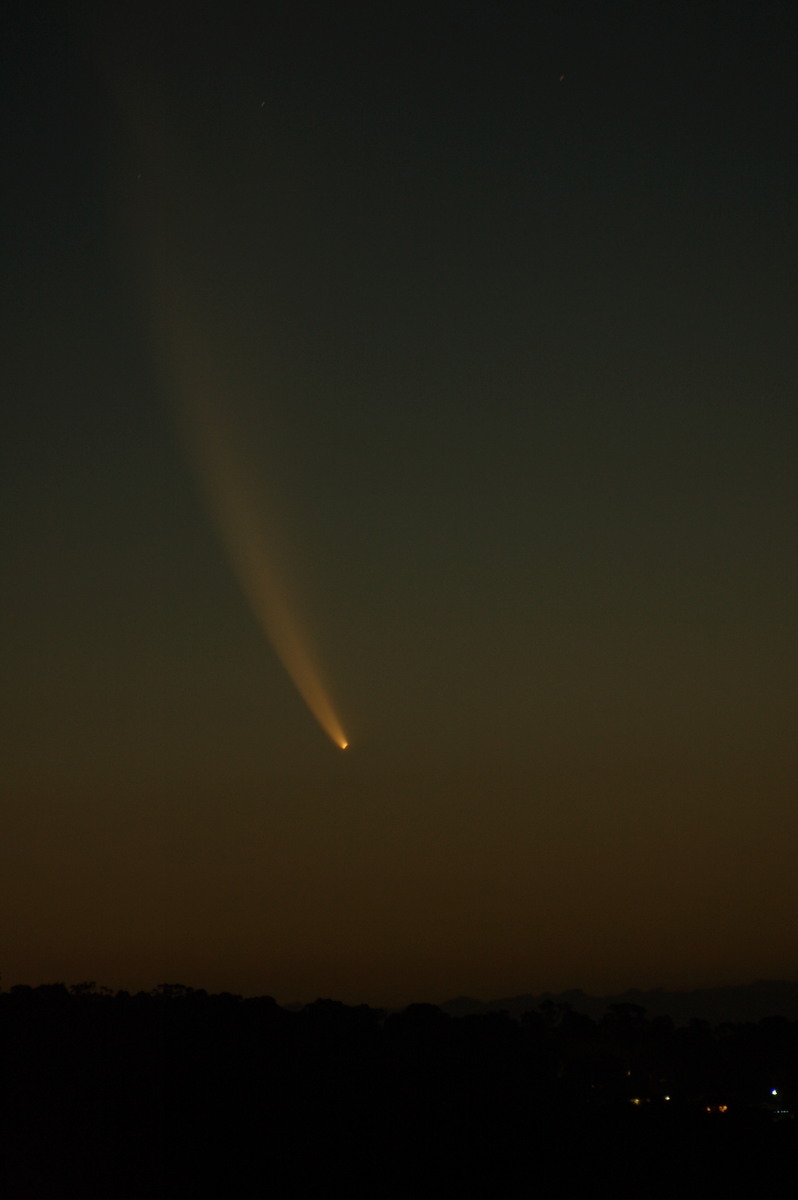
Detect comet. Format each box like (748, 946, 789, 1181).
(152, 279, 349, 751)
(98, 43, 349, 749)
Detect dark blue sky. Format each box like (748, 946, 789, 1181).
(2, 0, 797, 1004)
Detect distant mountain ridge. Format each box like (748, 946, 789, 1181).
(440, 980, 798, 1025)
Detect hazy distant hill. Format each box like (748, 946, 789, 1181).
(440, 980, 798, 1025)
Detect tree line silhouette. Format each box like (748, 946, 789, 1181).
(2, 983, 796, 1197)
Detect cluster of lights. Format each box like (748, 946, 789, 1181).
(631, 1088, 785, 1115)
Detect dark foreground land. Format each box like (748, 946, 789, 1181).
(2, 984, 797, 1198)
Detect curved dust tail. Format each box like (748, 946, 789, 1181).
(155, 283, 349, 751)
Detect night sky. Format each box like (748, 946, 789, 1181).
(3, 0, 797, 1007)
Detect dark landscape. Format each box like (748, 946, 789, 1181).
(441, 978, 798, 1024)
(3, 979, 798, 1197)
